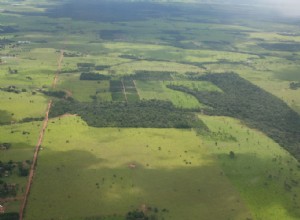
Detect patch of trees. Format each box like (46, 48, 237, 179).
(60, 69, 78, 74)
(0, 143, 11, 150)
(0, 160, 29, 197)
(18, 161, 30, 177)
(259, 43, 300, 52)
(42, 90, 66, 98)
(119, 54, 141, 60)
(77, 63, 95, 68)
(63, 51, 82, 57)
(77, 63, 95, 71)
(126, 206, 169, 220)
(124, 70, 175, 81)
(126, 210, 148, 220)
(80, 72, 110, 80)
(0, 212, 19, 220)
(20, 117, 44, 123)
(0, 160, 30, 178)
(0, 181, 17, 198)
(109, 80, 123, 93)
(0, 86, 25, 94)
(8, 67, 18, 74)
(95, 65, 110, 70)
(49, 99, 207, 129)
(168, 72, 300, 161)
(290, 82, 300, 90)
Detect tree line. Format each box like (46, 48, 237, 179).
(168, 72, 300, 161)
(49, 99, 207, 130)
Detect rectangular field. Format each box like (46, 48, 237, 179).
(135, 80, 203, 109)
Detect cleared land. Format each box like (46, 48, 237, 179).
(0, 0, 300, 219)
(25, 116, 252, 220)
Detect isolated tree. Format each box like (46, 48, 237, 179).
(229, 151, 235, 159)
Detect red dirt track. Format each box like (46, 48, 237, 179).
(18, 50, 64, 220)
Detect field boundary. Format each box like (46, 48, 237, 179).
(121, 80, 128, 103)
(19, 50, 64, 220)
(133, 80, 140, 99)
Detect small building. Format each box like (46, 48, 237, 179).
(0, 205, 5, 213)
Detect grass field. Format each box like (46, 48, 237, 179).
(199, 115, 300, 220)
(0, 91, 47, 120)
(25, 116, 251, 220)
(135, 81, 203, 109)
(58, 75, 112, 102)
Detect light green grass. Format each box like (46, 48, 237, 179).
(25, 116, 251, 220)
(199, 115, 300, 220)
(168, 80, 222, 92)
(58, 74, 112, 102)
(135, 80, 203, 109)
(0, 91, 47, 120)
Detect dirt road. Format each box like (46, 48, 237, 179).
(19, 50, 64, 220)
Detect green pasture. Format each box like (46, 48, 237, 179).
(168, 80, 222, 92)
(135, 80, 203, 109)
(0, 48, 59, 87)
(0, 121, 43, 212)
(0, 91, 47, 120)
(58, 74, 112, 102)
(111, 60, 201, 75)
(199, 115, 300, 220)
(25, 116, 251, 220)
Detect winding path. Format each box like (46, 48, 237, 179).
(19, 50, 64, 220)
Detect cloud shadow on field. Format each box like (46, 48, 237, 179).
(26, 149, 253, 220)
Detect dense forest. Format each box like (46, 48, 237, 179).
(124, 70, 175, 81)
(168, 73, 300, 161)
(0, 213, 19, 220)
(80, 72, 111, 80)
(49, 99, 207, 130)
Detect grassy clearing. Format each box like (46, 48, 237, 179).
(168, 80, 222, 92)
(135, 81, 203, 109)
(58, 74, 112, 102)
(25, 116, 251, 220)
(0, 91, 47, 120)
(199, 115, 300, 220)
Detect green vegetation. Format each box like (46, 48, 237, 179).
(49, 99, 206, 129)
(135, 81, 202, 109)
(24, 116, 252, 220)
(169, 73, 300, 161)
(0, 0, 300, 219)
(0, 213, 19, 220)
(200, 115, 300, 220)
(80, 72, 111, 81)
(290, 82, 300, 90)
(124, 71, 175, 81)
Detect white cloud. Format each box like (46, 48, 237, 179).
(263, 0, 300, 17)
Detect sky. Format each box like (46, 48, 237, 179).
(173, 0, 300, 17)
(263, 0, 300, 17)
